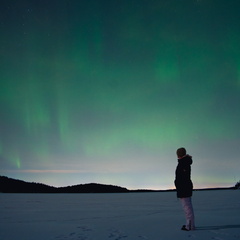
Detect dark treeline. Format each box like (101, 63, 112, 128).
(0, 176, 237, 193)
(0, 176, 129, 193)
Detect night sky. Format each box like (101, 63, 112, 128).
(1, 0, 239, 189)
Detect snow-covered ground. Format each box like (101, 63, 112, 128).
(0, 190, 239, 240)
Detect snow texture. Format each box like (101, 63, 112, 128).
(0, 190, 240, 240)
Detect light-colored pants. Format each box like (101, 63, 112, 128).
(180, 197, 195, 230)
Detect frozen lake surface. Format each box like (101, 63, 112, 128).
(0, 190, 240, 240)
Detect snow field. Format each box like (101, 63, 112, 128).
(0, 190, 239, 240)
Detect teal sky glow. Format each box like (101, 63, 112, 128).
(0, 0, 239, 189)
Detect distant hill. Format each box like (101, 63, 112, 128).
(0, 176, 236, 193)
(58, 183, 128, 193)
(0, 176, 56, 193)
(0, 176, 129, 193)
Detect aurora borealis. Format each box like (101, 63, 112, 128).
(1, 0, 239, 189)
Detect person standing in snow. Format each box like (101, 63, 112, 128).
(174, 147, 195, 231)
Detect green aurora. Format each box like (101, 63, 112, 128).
(0, 0, 239, 189)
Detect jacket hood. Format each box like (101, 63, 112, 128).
(178, 154, 193, 165)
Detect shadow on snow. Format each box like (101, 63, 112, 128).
(197, 225, 240, 230)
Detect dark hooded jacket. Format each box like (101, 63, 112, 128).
(174, 155, 193, 198)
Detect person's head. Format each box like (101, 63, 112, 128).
(176, 147, 186, 158)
